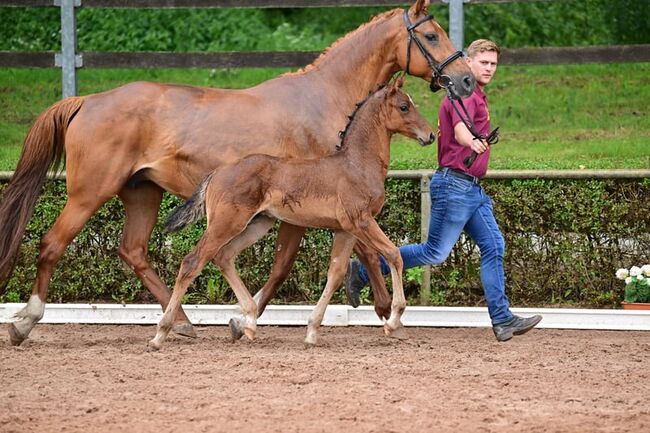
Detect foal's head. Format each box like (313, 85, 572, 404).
(378, 76, 435, 146)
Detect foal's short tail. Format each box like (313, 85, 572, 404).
(164, 174, 213, 232)
(0, 97, 84, 284)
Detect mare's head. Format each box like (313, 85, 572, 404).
(396, 0, 475, 99)
(379, 76, 434, 146)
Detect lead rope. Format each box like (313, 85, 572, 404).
(445, 88, 500, 168)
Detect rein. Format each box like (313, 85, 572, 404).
(445, 87, 500, 168)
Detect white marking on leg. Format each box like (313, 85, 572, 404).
(11, 295, 45, 338)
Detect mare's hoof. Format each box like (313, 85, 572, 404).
(229, 318, 245, 342)
(384, 324, 409, 340)
(304, 331, 317, 347)
(8, 323, 26, 347)
(172, 322, 197, 338)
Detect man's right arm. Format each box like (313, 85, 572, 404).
(453, 121, 488, 155)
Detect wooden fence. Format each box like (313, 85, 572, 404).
(1, 0, 649, 97)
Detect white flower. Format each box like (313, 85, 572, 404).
(625, 277, 633, 284)
(641, 264, 650, 276)
(637, 275, 645, 281)
(616, 268, 629, 280)
(630, 266, 642, 277)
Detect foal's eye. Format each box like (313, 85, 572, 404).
(399, 104, 409, 113)
(424, 33, 437, 42)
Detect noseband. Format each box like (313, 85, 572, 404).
(403, 9, 463, 93)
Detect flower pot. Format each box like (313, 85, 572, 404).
(621, 301, 650, 310)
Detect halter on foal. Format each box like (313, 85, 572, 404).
(148, 78, 434, 350)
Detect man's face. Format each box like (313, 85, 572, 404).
(466, 50, 498, 87)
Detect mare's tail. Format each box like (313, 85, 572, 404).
(165, 174, 213, 232)
(0, 97, 84, 284)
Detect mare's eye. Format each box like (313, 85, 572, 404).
(424, 33, 437, 42)
(400, 104, 409, 113)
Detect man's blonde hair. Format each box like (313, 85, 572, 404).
(467, 39, 500, 58)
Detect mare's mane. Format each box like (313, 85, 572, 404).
(283, 9, 402, 77)
(336, 84, 387, 151)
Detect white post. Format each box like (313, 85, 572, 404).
(54, 0, 82, 98)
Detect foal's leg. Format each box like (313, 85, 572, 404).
(208, 216, 275, 341)
(304, 231, 356, 346)
(148, 207, 254, 351)
(347, 219, 407, 339)
(229, 222, 306, 340)
(8, 195, 109, 346)
(118, 182, 195, 337)
(353, 242, 392, 320)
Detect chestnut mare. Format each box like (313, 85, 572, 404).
(0, 0, 474, 346)
(148, 78, 434, 351)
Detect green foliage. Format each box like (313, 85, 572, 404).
(624, 280, 650, 303)
(1, 178, 648, 309)
(0, 1, 648, 52)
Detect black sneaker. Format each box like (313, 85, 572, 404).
(492, 314, 542, 342)
(344, 259, 365, 308)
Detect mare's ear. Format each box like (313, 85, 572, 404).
(411, 0, 430, 15)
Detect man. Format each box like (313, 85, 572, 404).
(345, 39, 542, 342)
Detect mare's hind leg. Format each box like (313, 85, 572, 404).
(8, 197, 108, 346)
(118, 182, 195, 337)
(353, 242, 392, 320)
(252, 222, 306, 315)
(304, 231, 356, 346)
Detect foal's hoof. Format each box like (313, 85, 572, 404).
(384, 324, 409, 340)
(172, 322, 197, 338)
(243, 328, 256, 341)
(8, 323, 26, 347)
(229, 318, 245, 342)
(147, 341, 161, 352)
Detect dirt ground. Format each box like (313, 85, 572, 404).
(0, 324, 649, 433)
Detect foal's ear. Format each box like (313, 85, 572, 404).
(387, 76, 404, 96)
(411, 0, 430, 15)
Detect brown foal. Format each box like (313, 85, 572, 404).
(148, 78, 434, 350)
(0, 0, 473, 346)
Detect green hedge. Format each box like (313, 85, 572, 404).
(1, 177, 649, 308)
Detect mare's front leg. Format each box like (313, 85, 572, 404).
(305, 231, 356, 346)
(353, 242, 392, 320)
(118, 183, 196, 338)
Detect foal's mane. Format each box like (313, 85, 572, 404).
(337, 84, 387, 151)
(284, 9, 401, 77)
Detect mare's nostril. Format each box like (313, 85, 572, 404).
(462, 75, 475, 93)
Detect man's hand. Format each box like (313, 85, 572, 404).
(469, 137, 489, 154)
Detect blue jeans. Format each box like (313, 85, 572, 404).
(358, 169, 513, 325)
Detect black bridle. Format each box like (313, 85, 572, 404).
(402, 9, 463, 93)
(402, 9, 499, 168)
